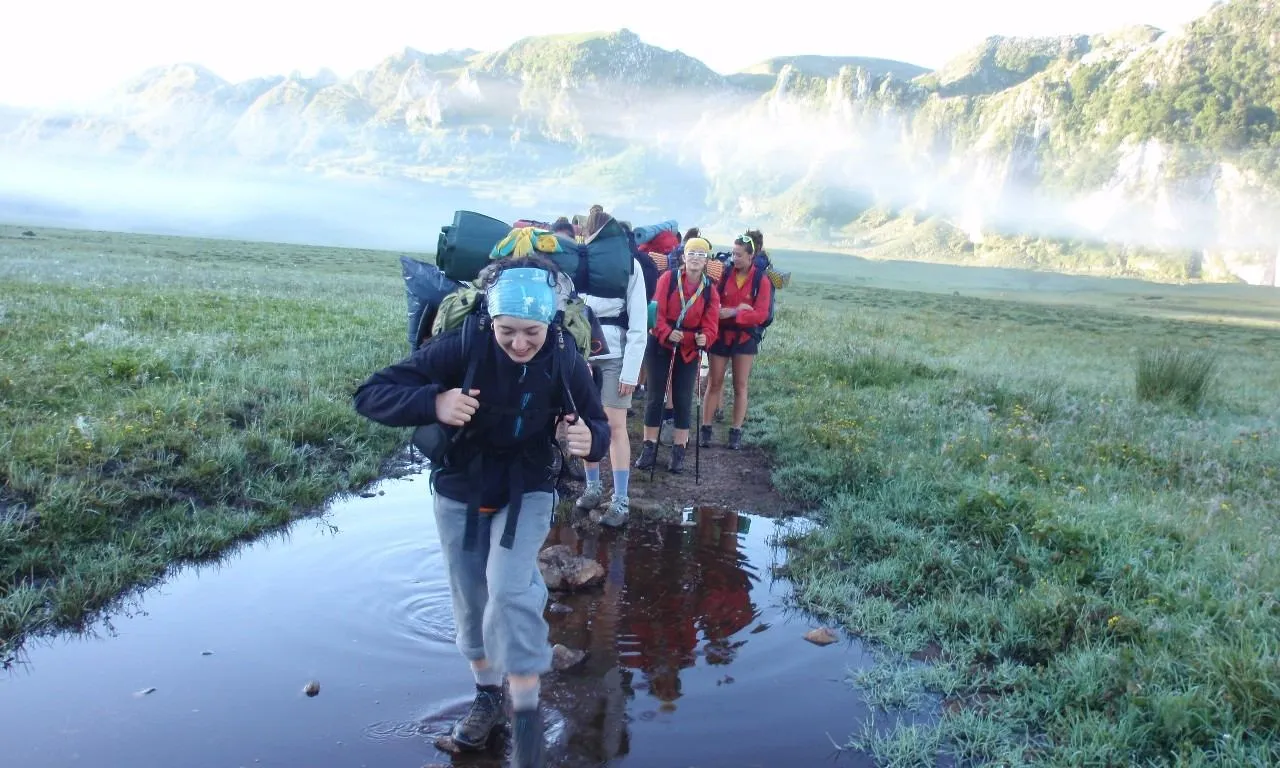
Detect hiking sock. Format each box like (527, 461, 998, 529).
(584, 466, 601, 491)
(509, 679, 540, 713)
(471, 662, 501, 688)
(612, 469, 630, 501)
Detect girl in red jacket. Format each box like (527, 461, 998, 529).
(700, 231, 773, 451)
(635, 237, 721, 473)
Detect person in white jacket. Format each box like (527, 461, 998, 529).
(574, 209, 650, 528)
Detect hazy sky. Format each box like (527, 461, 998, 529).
(4, 0, 1217, 109)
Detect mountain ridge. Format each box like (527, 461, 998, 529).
(5, 1, 1279, 286)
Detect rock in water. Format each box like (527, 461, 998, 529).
(804, 627, 839, 646)
(537, 545, 605, 591)
(303, 681, 321, 697)
(551, 643, 587, 671)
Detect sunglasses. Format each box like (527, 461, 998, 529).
(684, 250, 709, 260)
(734, 235, 756, 254)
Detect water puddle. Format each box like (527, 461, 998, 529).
(1, 466, 935, 767)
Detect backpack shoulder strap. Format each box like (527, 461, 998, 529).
(445, 310, 490, 454)
(751, 265, 765, 301)
(552, 324, 580, 417)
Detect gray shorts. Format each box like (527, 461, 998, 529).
(433, 490, 555, 677)
(592, 356, 632, 410)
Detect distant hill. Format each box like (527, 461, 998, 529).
(5, 1, 1280, 285)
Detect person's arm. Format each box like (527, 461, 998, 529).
(733, 270, 773, 327)
(353, 332, 466, 427)
(653, 271, 675, 343)
(700, 282, 721, 348)
(565, 354, 611, 463)
(620, 270, 648, 386)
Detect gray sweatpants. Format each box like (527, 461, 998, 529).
(433, 489, 555, 677)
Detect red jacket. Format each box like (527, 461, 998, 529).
(716, 265, 773, 346)
(653, 269, 720, 364)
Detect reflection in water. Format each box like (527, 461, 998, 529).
(541, 507, 763, 765)
(0, 471, 923, 768)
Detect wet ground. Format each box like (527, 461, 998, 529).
(554, 385, 797, 520)
(1, 465, 934, 768)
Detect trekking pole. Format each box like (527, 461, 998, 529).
(695, 347, 705, 485)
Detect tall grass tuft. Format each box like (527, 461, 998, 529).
(1136, 345, 1218, 408)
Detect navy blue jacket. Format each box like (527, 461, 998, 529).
(353, 327, 610, 508)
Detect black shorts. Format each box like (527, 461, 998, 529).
(709, 332, 759, 357)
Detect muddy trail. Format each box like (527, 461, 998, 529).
(554, 393, 797, 521)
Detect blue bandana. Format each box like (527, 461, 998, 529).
(486, 267, 557, 325)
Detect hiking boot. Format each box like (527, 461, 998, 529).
(599, 497, 629, 528)
(668, 444, 687, 474)
(698, 425, 714, 449)
(510, 708, 545, 768)
(451, 685, 506, 751)
(575, 484, 606, 512)
(727, 427, 743, 451)
(658, 418, 674, 446)
(634, 440, 657, 470)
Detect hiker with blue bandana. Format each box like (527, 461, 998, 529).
(353, 255, 610, 768)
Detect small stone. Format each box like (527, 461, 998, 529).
(201, 650, 214, 656)
(303, 681, 321, 697)
(552, 643, 587, 671)
(538, 545, 605, 591)
(547, 602, 573, 615)
(359, 492, 376, 499)
(134, 687, 157, 697)
(804, 627, 839, 646)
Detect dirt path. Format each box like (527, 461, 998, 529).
(555, 405, 798, 522)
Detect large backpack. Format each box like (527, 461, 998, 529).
(410, 266, 588, 470)
(439, 210, 635, 299)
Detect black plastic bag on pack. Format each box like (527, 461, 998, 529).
(401, 256, 465, 349)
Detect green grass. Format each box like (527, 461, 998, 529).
(749, 279, 1280, 764)
(0, 224, 411, 658)
(3, 223, 1279, 765)
(1137, 346, 1219, 409)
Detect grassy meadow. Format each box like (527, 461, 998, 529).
(751, 258, 1280, 764)
(0, 225, 411, 656)
(2, 223, 1279, 765)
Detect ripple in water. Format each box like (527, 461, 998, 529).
(364, 697, 568, 756)
(397, 587, 457, 645)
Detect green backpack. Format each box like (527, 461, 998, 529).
(430, 280, 605, 360)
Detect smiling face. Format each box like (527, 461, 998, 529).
(492, 316, 548, 363)
(682, 248, 708, 279)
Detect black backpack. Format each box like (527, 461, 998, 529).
(410, 294, 580, 470)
